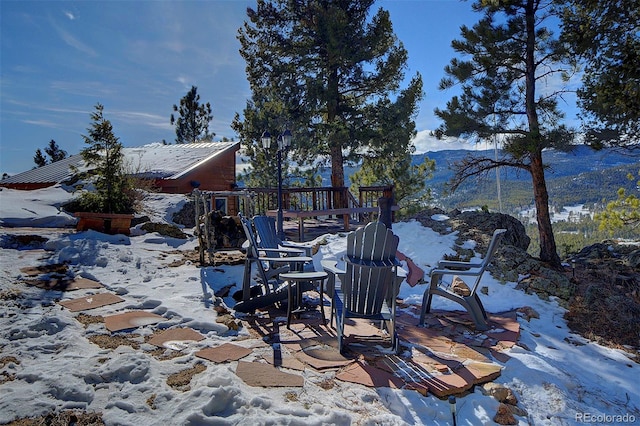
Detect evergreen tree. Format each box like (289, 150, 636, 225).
(560, 0, 640, 150)
(79, 103, 133, 214)
(45, 139, 67, 162)
(170, 86, 214, 144)
(233, 0, 426, 206)
(596, 170, 640, 233)
(33, 149, 47, 168)
(435, 0, 578, 267)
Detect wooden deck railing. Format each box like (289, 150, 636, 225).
(247, 186, 351, 214)
(244, 185, 394, 220)
(197, 186, 394, 221)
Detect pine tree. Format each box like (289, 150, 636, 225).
(233, 0, 426, 206)
(170, 86, 214, 144)
(559, 0, 640, 150)
(596, 171, 640, 233)
(435, 0, 578, 267)
(33, 149, 47, 168)
(79, 103, 133, 214)
(45, 139, 67, 162)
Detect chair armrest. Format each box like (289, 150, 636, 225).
(258, 247, 307, 257)
(276, 245, 308, 255)
(437, 259, 483, 270)
(430, 266, 483, 278)
(259, 255, 312, 263)
(279, 242, 312, 256)
(281, 240, 314, 249)
(321, 259, 345, 276)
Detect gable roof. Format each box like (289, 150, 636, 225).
(1, 142, 240, 186)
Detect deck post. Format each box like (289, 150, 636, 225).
(378, 196, 393, 229)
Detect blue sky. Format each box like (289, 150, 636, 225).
(0, 0, 578, 175)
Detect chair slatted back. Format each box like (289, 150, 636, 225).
(239, 214, 259, 259)
(239, 214, 269, 287)
(343, 258, 396, 316)
(347, 221, 398, 261)
(253, 216, 279, 253)
(341, 222, 399, 317)
(468, 228, 507, 294)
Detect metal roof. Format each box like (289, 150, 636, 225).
(0, 155, 88, 185)
(0, 141, 240, 185)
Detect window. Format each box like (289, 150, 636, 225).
(214, 197, 228, 214)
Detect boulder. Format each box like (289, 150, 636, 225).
(448, 210, 531, 252)
(493, 403, 517, 425)
(482, 382, 518, 405)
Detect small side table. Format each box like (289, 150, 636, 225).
(279, 271, 328, 328)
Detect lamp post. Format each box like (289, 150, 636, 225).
(261, 129, 292, 240)
(448, 395, 457, 426)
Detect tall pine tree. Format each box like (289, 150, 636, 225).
(33, 139, 67, 168)
(170, 86, 214, 144)
(45, 139, 67, 162)
(79, 104, 133, 214)
(233, 0, 427, 206)
(33, 149, 47, 168)
(560, 0, 640, 150)
(435, 0, 578, 267)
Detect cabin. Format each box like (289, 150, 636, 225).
(0, 142, 241, 214)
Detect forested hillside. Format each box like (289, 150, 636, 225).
(418, 146, 639, 213)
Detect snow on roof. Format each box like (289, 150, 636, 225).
(124, 141, 238, 179)
(1, 141, 239, 185)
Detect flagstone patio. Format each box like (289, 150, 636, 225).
(54, 275, 520, 398)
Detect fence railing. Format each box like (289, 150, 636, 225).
(246, 186, 350, 214)
(242, 185, 394, 221)
(192, 186, 394, 218)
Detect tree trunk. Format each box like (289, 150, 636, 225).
(330, 144, 345, 207)
(327, 64, 346, 207)
(524, 0, 560, 267)
(530, 152, 561, 266)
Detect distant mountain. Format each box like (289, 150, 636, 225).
(243, 145, 637, 215)
(415, 145, 637, 185)
(414, 146, 639, 212)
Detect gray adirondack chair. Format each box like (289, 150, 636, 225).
(418, 228, 507, 331)
(252, 215, 314, 257)
(330, 221, 401, 354)
(238, 213, 311, 301)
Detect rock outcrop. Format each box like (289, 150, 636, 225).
(407, 208, 574, 305)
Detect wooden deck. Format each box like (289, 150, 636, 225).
(280, 217, 363, 242)
(268, 207, 398, 241)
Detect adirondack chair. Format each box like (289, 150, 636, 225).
(238, 213, 312, 302)
(330, 221, 401, 354)
(252, 215, 314, 257)
(418, 228, 507, 331)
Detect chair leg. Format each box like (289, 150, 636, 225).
(466, 295, 489, 331)
(330, 299, 335, 328)
(389, 319, 396, 354)
(336, 314, 344, 354)
(419, 289, 434, 326)
(474, 293, 488, 320)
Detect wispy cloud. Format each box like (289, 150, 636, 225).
(50, 80, 113, 98)
(49, 14, 97, 57)
(112, 110, 173, 131)
(64, 11, 75, 20)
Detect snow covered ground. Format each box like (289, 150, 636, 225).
(0, 186, 638, 425)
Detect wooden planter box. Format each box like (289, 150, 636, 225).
(75, 212, 134, 235)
